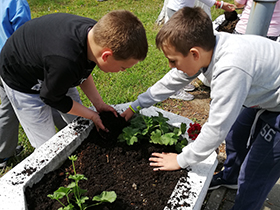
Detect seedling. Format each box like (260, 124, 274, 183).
(48, 155, 117, 210)
(118, 111, 188, 152)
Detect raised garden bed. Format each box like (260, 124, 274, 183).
(0, 104, 217, 210)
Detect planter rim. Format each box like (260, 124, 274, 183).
(0, 103, 217, 210)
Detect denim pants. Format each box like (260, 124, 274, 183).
(221, 108, 280, 210)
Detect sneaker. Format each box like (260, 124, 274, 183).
(183, 84, 195, 92)
(15, 145, 24, 156)
(169, 89, 194, 101)
(0, 145, 24, 168)
(0, 157, 9, 168)
(208, 172, 238, 190)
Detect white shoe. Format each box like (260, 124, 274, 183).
(169, 90, 194, 101)
(183, 84, 195, 92)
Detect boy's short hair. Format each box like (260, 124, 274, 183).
(156, 7, 215, 56)
(93, 10, 148, 61)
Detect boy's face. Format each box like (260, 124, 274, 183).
(97, 53, 139, 73)
(162, 44, 201, 77)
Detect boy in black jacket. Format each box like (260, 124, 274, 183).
(0, 10, 148, 148)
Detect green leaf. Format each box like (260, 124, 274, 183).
(67, 182, 76, 189)
(69, 174, 88, 181)
(68, 155, 77, 161)
(180, 123, 187, 134)
(175, 138, 188, 153)
(76, 196, 89, 205)
(160, 133, 177, 145)
(48, 186, 70, 200)
(92, 191, 117, 203)
(63, 204, 74, 210)
(150, 129, 162, 144)
(72, 185, 87, 195)
(127, 136, 138, 145)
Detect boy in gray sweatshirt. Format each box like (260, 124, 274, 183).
(121, 7, 280, 210)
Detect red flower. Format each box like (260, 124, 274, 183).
(187, 122, 201, 140)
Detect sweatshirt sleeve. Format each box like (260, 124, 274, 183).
(130, 68, 201, 111)
(11, 0, 31, 31)
(199, 0, 216, 7)
(177, 66, 252, 168)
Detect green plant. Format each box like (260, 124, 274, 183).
(118, 111, 188, 152)
(48, 155, 117, 210)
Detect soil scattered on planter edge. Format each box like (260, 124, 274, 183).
(25, 111, 190, 210)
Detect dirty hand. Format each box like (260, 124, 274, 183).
(90, 111, 108, 132)
(120, 107, 134, 121)
(149, 152, 181, 171)
(95, 102, 118, 118)
(222, 2, 236, 12)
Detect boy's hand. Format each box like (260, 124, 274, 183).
(222, 2, 236, 12)
(149, 152, 181, 171)
(95, 102, 118, 118)
(120, 108, 134, 121)
(90, 111, 108, 132)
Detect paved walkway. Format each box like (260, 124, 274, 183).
(202, 178, 280, 210)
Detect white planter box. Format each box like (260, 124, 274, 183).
(0, 103, 217, 210)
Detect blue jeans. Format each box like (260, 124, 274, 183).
(221, 108, 280, 210)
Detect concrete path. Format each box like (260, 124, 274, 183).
(202, 178, 280, 210)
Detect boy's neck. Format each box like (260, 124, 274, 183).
(87, 28, 102, 63)
(199, 48, 213, 68)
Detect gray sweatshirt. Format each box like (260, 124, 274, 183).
(130, 32, 280, 168)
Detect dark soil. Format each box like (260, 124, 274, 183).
(25, 111, 190, 210)
(217, 11, 240, 33)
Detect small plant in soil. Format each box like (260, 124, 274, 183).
(47, 155, 117, 210)
(118, 111, 188, 152)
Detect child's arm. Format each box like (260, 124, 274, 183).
(234, 0, 246, 8)
(68, 75, 117, 131)
(68, 100, 107, 131)
(79, 75, 117, 116)
(199, 0, 235, 12)
(121, 68, 200, 120)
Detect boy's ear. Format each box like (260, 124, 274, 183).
(190, 48, 200, 60)
(101, 49, 113, 62)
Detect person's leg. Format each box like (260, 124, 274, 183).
(0, 79, 19, 159)
(232, 111, 280, 210)
(2, 80, 56, 148)
(222, 108, 258, 182)
(209, 108, 258, 190)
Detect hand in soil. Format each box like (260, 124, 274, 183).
(149, 152, 181, 171)
(120, 107, 134, 121)
(98, 111, 130, 140)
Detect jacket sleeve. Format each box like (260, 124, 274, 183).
(10, 0, 31, 31)
(130, 68, 201, 111)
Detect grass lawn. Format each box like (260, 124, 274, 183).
(0, 0, 231, 177)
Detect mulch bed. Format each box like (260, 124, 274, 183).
(25, 112, 190, 210)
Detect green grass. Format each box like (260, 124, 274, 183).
(0, 0, 230, 177)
